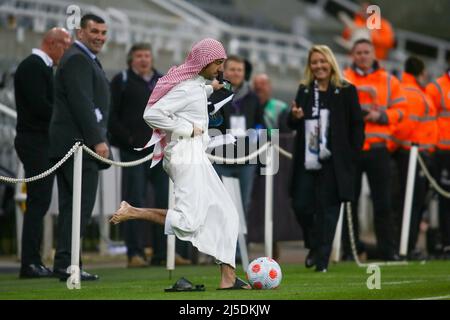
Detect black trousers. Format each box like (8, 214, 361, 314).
(393, 149, 433, 253)
(349, 147, 397, 258)
(291, 161, 341, 269)
(53, 157, 99, 270)
(15, 132, 54, 266)
(436, 151, 450, 247)
(119, 149, 169, 261)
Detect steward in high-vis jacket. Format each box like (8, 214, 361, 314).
(343, 38, 407, 261)
(426, 65, 450, 259)
(391, 57, 438, 259)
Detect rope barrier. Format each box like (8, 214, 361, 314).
(0, 141, 283, 183)
(0, 141, 291, 183)
(273, 144, 293, 159)
(417, 152, 450, 199)
(346, 202, 408, 267)
(81, 145, 154, 167)
(206, 142, 270, 164)
(0, 142, 80, 184)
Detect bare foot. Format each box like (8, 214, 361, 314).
(109, 201, 133, 225)
(219, 264, 251, 289)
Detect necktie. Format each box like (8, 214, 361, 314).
(94, 57, 103, 70)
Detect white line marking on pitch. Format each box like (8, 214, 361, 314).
(383, 280, 424, 285)
(413, 295, 450, 300)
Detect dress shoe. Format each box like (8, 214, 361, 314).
(342, 250, 367, 262)
(408, 250, 428, 261)
(383, 253, 402, 261)
(440, 247, 450, 260)
(175, 254, 192, 266)
(127, 255, 147, 268)
(19, 264, 53, 279)
(53, 268, 99, 281)
(304, 250, 316, 268)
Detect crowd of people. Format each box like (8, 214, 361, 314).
(10, 10, 450, 285)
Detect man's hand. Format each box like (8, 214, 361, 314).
(364, 109, 381, 122)
(191, 126, 204, 137)
(291, 101, 304, 120)
(211, 79, 224, 91)
(94, 142, 109, 158)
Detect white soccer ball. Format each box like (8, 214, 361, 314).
(246, 257, 282, 290)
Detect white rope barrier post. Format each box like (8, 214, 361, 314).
(167, 179, 176, 279)
(331, 203, 345, 263)
(14, 163, 25, 260)
(264, 143, 274, 258)
(400, 145, 419, 258)
(67, 142, 83, 290)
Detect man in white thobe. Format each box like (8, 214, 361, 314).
(110, 38, 250, 290)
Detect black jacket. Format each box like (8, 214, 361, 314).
(287, 81, 365, 201)
(14, 54, 53, 134)
(108, 68, 162, 153)
(49, 43, 110, 162)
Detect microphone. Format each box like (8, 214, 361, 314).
(217, 71, 232, 91)
(217, 71, 224, 84)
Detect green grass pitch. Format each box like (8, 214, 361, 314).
(0, 261, 449, 300)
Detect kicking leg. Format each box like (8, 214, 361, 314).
(110, 201, 167, 225)
(219, 263, 251, 289)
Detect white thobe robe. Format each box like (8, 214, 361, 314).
(143, 75, 239, 268)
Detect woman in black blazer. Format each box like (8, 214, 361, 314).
(287, 45, 365, 272)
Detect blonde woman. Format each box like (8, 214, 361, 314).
(287, 45, 364, 272)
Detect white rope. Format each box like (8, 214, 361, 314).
(0, 142, 81, 184)
(345, 202, 408, 267)
(417, 152, 450, 199)
(273, 144, 293, 159)
(206, 142, 270, 164)
(81, 145, 153, 167)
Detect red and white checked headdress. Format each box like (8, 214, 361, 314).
(141, 38, 227, 168)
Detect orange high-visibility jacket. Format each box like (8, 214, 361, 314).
(344, 65, 407, 151)
(342, 14, 395, 60)
(426, 72, 450, 150)
(392, 72, 438, 152)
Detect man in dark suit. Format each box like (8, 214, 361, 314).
(14, 27, 71, 279)
(49, 14, 109, 281)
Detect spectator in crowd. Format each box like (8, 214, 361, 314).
(252, 72, 290, 260)
(108, 43, 163, 267)
(339, 2, 395, 60)
(214, 55, 264, 218)
(14, 27, 71, 278)
(426, 57, 450, 260)
(391, 56, 438, 260)
(252, 73, 290, 135)
(344, 38, 407, 261)
(49, 14, 110, 281)
(287, 45, 364, 272)
(108, 43, 191, 267)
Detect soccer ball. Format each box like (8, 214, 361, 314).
(246, 257, 282, 289)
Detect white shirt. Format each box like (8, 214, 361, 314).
(143, 75, 213, 142)
(74, 40, 96, 60)
(31, 48, 53, 67)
